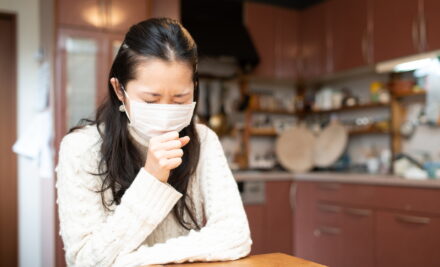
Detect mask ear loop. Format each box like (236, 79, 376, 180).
(119, 83, 132, 124)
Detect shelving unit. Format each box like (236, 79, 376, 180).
(240, 71, 428, 171)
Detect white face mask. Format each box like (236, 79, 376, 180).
(121, 88, 196, 146)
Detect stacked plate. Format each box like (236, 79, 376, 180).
(275, 121, 348, 173)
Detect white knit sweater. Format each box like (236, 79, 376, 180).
(55, 123, 252, 267)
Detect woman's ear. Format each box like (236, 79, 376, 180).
(110, 77, 124, 102)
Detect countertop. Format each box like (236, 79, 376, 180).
(147, 253, 326, 267)
(233, 171, 440, 189)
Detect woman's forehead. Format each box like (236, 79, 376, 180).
(131, 59, 194, 94)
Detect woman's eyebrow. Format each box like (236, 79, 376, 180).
(174, 92, 191, 97)
(142, 91, 161, 97)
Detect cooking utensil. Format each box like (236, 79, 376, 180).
(275, 124, 315, 173)
(313, 120, 348, 168)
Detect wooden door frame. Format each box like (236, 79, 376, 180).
(0, 11, 18, 267)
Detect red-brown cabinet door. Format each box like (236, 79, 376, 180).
(294, 182, 318, 260)
(274, 8, 299, 80)
(244, 204, 265, 255)
(423, 0, 440, 52)
(265, 181, 293, 254)
(375, 211, 440, 267)
(373, 0, 421, 62)
(244, 2, 277, 78)
(300, 2, 329, 80)
(328, 0, 370, 72)
(107, 0, 150, 33)
(310, 221, 343, 267)
(58, 0, 103, 30)
(341, 207, 375, 267)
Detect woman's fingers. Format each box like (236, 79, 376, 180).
(153, 131, 179, 143)
(179, 136, 190, 147)
(159, 157, 183, 170)
(160, 139, 183, 150)
(163, 148, 184, 159)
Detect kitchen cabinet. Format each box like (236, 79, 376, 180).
(244, 204, 265, 255)
(58, 0, 103, 30)
(423, 0, 440, 52)
(341, 206, 375, 267)
(328, 0, 371, 72)
(243, 181, 293, 255)
(149, 0, 180, 21)
(57, 0, 149, 33)
(108, 0, 150, 32)
(310, 202, 343, 267)
(274, 7, 300, 80)
(264, 181, 294, 254)
(294, 180, 440, 267)
(375, 211, 440, 267)
(372, 0, 422, 62)
(56, 28, 106, 133)
(244, 2, 277, 78)
(299, 3, 329, 79)
(55, 28, 124, 135)
(245, 3, 299, 80)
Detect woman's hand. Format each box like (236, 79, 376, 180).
(144, 131, 190, 183)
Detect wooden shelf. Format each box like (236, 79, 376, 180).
(297, 102, 390, 116)
(249, 128, 278, 136)
(348, 128, 390, 135)
(249, 127, 390, 137)
(249, 108, 296, 115)
(392, 90, 426, 98)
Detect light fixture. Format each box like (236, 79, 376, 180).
(375, 50, 440, 73)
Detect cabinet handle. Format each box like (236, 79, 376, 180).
(412, 16, 420, 51)
(314, 226, 341, 237)
(289, 183, 297, 213)
(396, 215, 431, 225)
(345, 207, 372, 217)
(317, 203, 342, 213)
(317, 183, 341, 191)
(361, 29, 369, 63)
(419, 14, 427, 51)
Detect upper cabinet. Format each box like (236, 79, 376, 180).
(274, 7, 300, 80)
(108, 0, 150, 33)
(245, 2, 277, 78)
(299, 2, 329, 80)
(57, 0, 150, 33)
(372, 0, 422, 62)
(245, 2, 300, 80)
(58, 0, 103, 30)
(328, 0, 372, 72)
(149, 0, 181, 21)
(423, 0, 440, 52)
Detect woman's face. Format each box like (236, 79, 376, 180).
(111, 59, 194, 114)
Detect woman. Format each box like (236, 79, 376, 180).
(55, 18, 252, 267)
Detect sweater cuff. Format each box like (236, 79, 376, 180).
(121, 168, 183, 225)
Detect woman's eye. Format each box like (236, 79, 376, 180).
(145, 100, 156, 104)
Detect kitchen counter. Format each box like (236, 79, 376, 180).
(234, 171, 440, 189)
(147, 253, 326, 267)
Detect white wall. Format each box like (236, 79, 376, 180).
(0, 1, 46, 267)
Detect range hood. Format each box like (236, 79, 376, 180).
(181, 0, 260, 76)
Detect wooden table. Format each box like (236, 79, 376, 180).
(148, 253, 326, 267)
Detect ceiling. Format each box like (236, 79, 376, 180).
(247, 0, 326, 10)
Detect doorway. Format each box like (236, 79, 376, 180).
(0, 12, 18, 267)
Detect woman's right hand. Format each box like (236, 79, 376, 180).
(144, 131, 190, 183)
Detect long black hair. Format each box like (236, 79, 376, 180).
(70, 18, 201, 230)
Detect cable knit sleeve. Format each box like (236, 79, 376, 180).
(113, 125, 252, 267)
(55, 128, 183, 267)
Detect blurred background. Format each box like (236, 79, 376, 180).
(1, 0, 440, 266)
